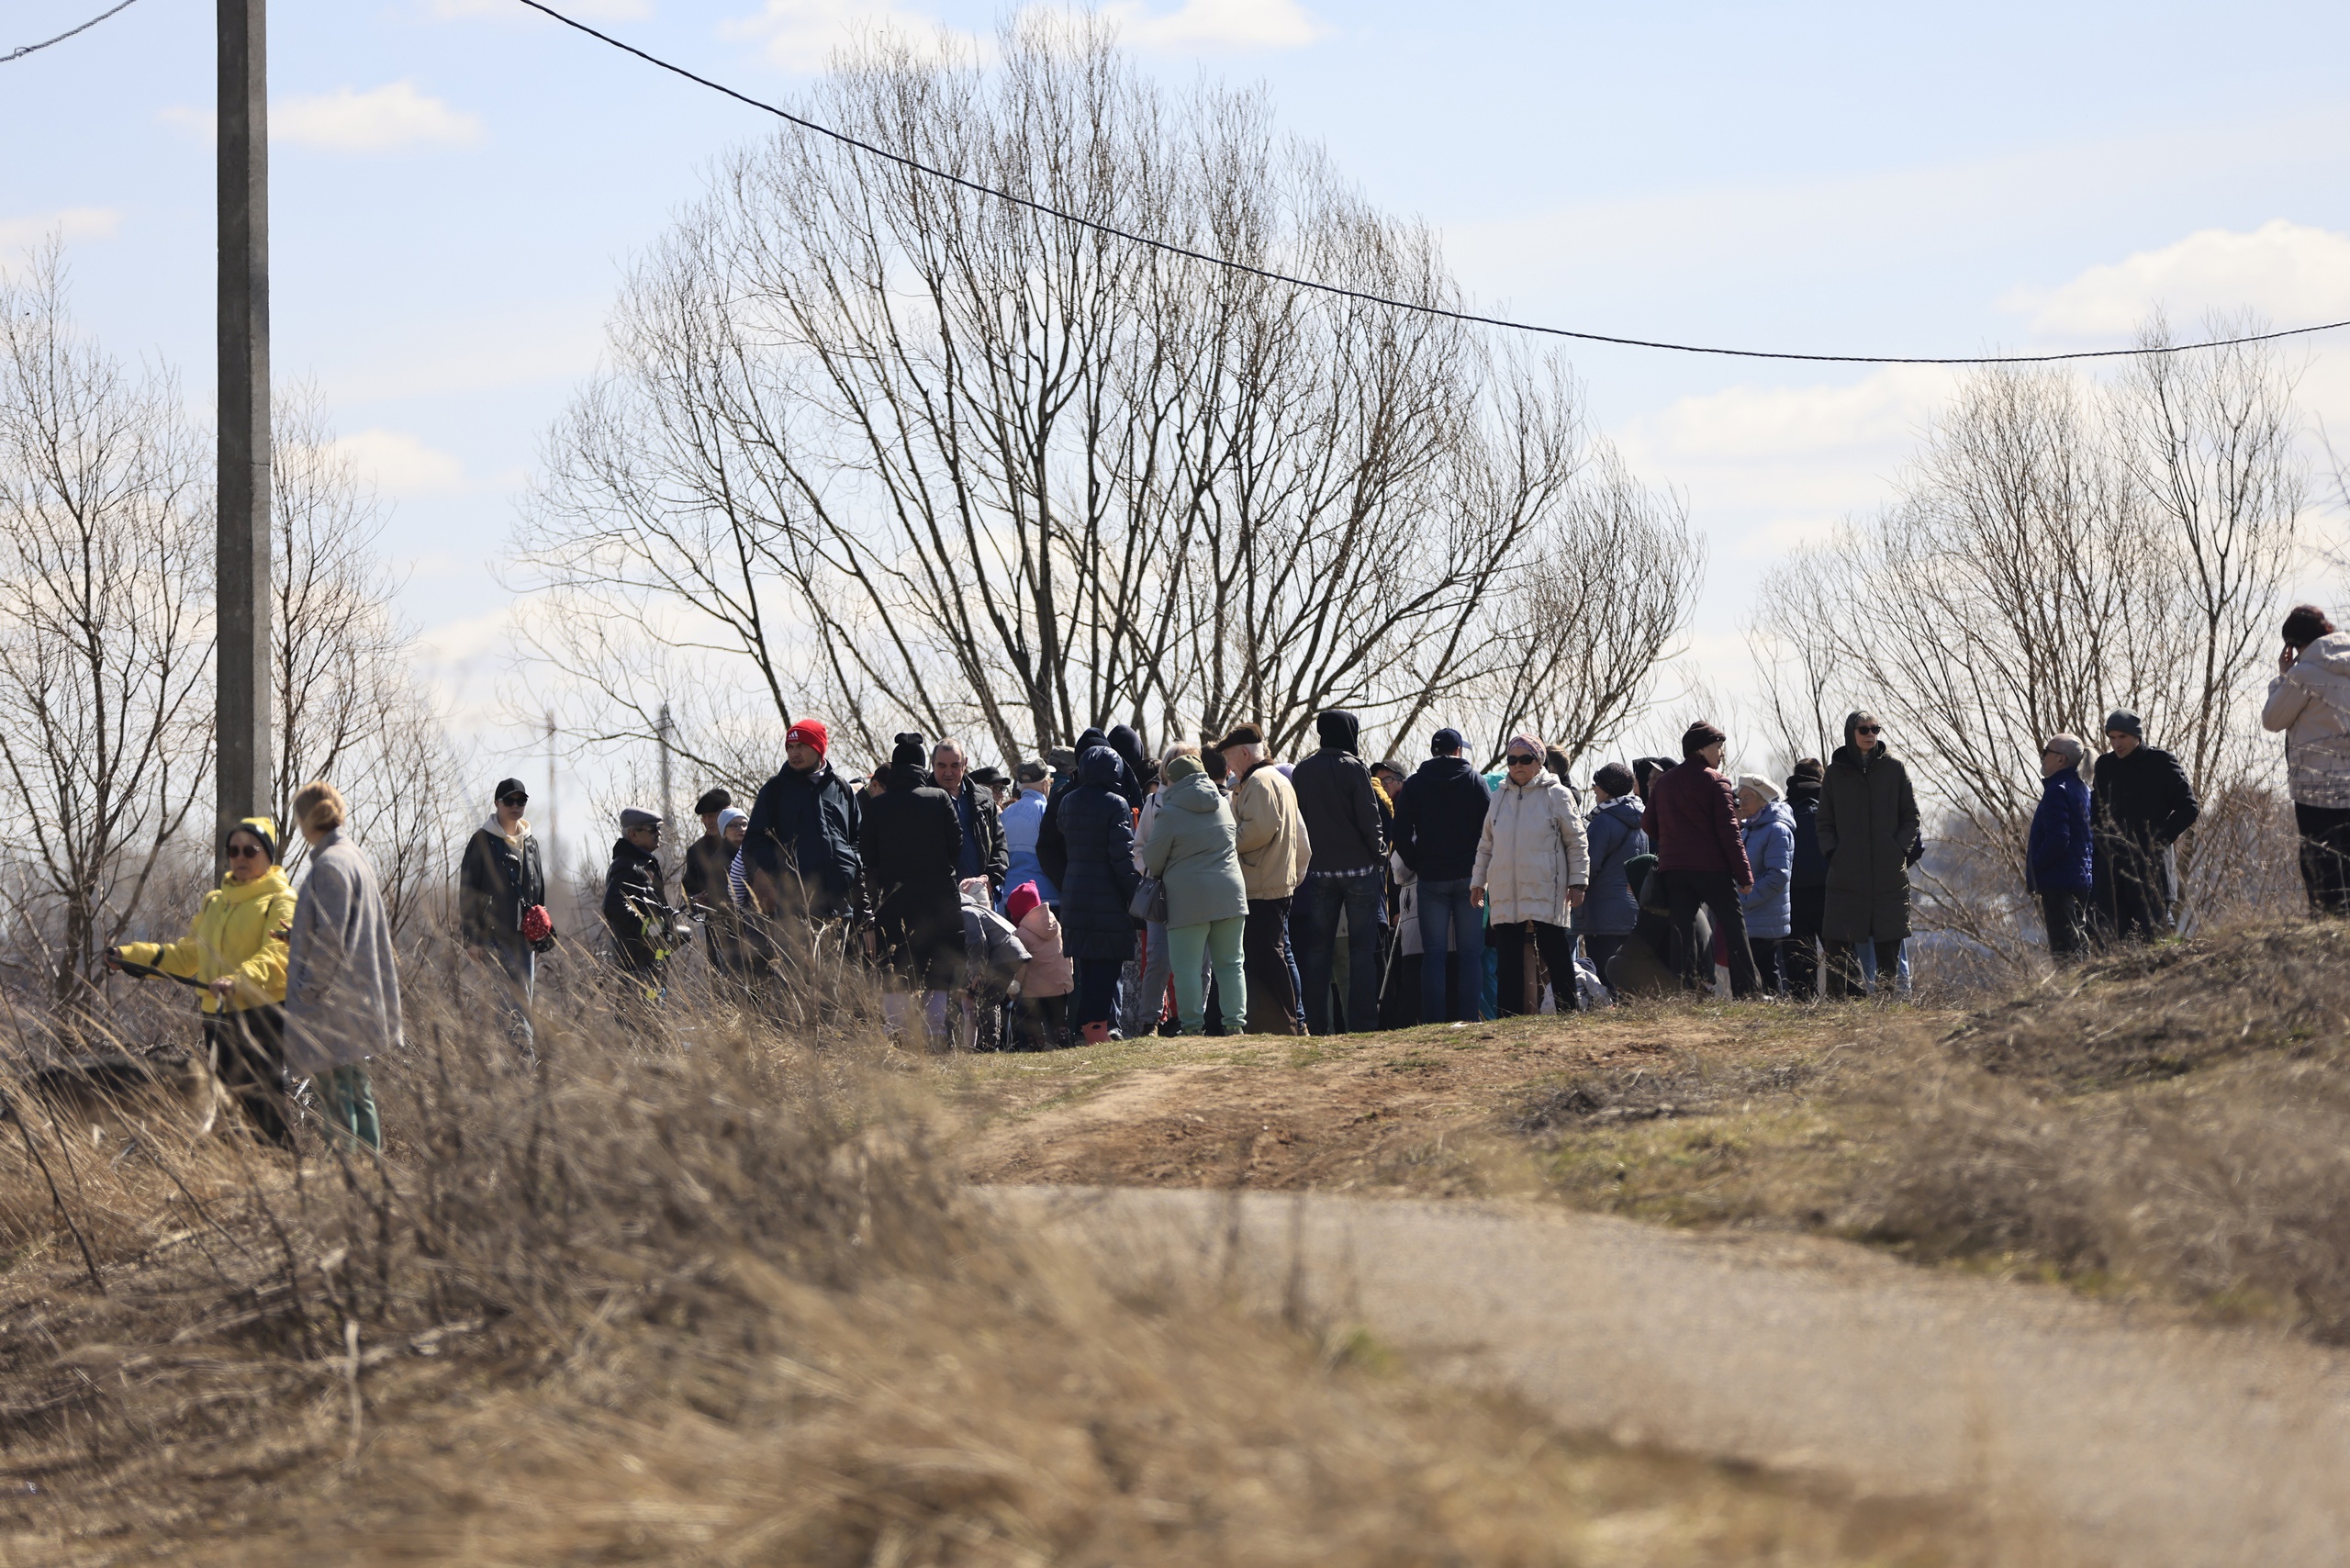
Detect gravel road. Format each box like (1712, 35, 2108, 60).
(987, 1185, 2350, 1568)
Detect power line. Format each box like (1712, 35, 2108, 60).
(4, 0, 144, 63)
(514, 0, 2349, 367)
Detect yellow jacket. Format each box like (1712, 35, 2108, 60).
(118, 867, 297, 1014)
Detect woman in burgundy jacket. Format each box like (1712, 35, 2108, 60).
(1640, 721, 1762, 998)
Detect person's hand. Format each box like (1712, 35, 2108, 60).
(207, 976, 238, 1001)
(1469, 886, 1485, 909)
(862, 928, 878, 957)
(271, 923, 291, 941)
(103, 948, 122, 973)
(2282, 645, 2300, 676)
(1565, 886, 1586, 909)
(1736, 881, 1753, 896)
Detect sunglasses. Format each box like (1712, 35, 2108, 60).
(1505, 754, 1540, 767)
(1854, 725, 1882, 735)
(226, 843, 267, 860)
(500, 793, 529, 807)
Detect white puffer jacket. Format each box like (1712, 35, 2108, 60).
(1472, 769, 1590, 926)
(2265, 633, 2350, 809)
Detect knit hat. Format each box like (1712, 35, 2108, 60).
(1163, 752, 1204, 782)
(620, 806, 663, 831)
(1004, 881, 1043, 926)
(2103, 710, 2143, 740)
(1592, 761, 1636, 798)
(786, 719, 829, 758)
(1681, 721, 1726, 757)
(1735, 773, 1780, 804)
(227, 816, 278, 866)
(1431, 726, 1465, 755)
(890, 735, 930, 778)
(1216, 722, 1264, 752)
(694, 787, 732, 816)
(716, 806, 748, 834)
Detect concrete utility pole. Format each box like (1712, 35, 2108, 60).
(217, 0, 271, 849)
(656, 702, 676, 890)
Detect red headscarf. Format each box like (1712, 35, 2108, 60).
(786, 719, 829, 759)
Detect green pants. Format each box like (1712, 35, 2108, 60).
(1166, 916, 1247, 1036)
(313, 1063, 381, 1152)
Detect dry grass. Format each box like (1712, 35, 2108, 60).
(0, 958, 1991, 1566)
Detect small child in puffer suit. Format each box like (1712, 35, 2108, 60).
(1005, 880, 1072, 1049)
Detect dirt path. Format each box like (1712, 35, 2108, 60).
(989, 1185, 2350, 1568)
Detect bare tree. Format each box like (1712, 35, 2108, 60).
(0, 247, 213, 1006)
(515, 19, 1664, 779)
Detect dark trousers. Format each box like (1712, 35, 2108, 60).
(2296, 803, 2350, 916)
(1825, 939, 1904, 998)
(1298, 873, 1384, 1036)
(1015, 992, 1069, 1049)
(1664, 870, 1760, 997)
(1490, 919, 1579, 1015)
(1748, 936, 1787, 995)
(206, 1004, 295, 1149)
(1785, 885, 1826, 999)
(1072, 958, 1123, 1037)
(2041, 888, 2089, 961)
(2095, 846, 2172, 945)
(1243, 897, 1302, 1034)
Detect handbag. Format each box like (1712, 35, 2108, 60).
(1128, 875, 1168, 924)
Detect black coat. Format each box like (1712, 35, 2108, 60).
(459, 825, 545, 949)
(1039, 726, 1135, 890)
(744, 760, 862, 917)
(948, 777, 1010, 894)
(2091, 744, 2199, 903)
(1816, 744, 1920, 943)
(601, 838, 670, 971)
(680, 832, 734, 913)
(1290, 711, 1386, 875)
(860, 776, 962, 935)
(1785, 781, 1828, 890)
(1056, 748, 1140, 963)
(1393, 755, 1489, 882)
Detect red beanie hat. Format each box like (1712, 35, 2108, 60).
(786, 719, 829, 758)
(1004, 881, 1042, 926)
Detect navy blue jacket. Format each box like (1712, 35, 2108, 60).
(1392, 755, 1490, 882)
(2028, 765, 2094, 894)
(744, 760, 862, 918)
(1785, 780, 1828, 890)
(1576, 795, 1651, 937)
(1055, 746, 1140, 962)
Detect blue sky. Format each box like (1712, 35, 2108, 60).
(7, 0, 2350, 786)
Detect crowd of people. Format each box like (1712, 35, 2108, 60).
(106, 599, 2350, 1147)
(557, 600, 2350, 1049)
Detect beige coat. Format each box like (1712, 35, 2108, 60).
(1472, 768, 1590, 926)
(2264, 633, 2350, 810)
(1231, 763, 1311, 901)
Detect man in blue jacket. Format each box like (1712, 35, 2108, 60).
(2029, 734, 2095, 961)
(1393, 726, 1490, 1022)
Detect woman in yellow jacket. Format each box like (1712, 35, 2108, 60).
(109, 817, 299, 1147)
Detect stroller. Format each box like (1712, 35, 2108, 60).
(957, 885, 1031, 1051)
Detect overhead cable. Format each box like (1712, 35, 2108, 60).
(4, 0, 144, 63)
(513, 0, 2349, 366)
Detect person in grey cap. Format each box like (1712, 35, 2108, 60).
(603, 807, 686, 995)
(2089, 710, 2199, 944)
(1392, 725, 1491, 1022)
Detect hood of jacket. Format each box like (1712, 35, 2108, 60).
(1106, 723, 1148, 778)
(1831, 741, 1884, 773)
(1078, 745, 1124, 790)
(1741, 800, 1793, 837)
(216, 865, 295, 904)
(610, 835, 657, 868)
(1315, 710, 1361, 756)
(2298, 631, 2350, 678)
(1784, 778, 1821, 807)
(480, 813, 533, 843)
(1412, 754, 1476, 787)
(1502, 767, 1562, 798)
(1592, 793, 1643, 829)
(1162, 769, 1223, 813)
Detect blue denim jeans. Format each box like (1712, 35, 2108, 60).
(1298, 872, 1385, 1035)
(1416, 879, 1485, 1022)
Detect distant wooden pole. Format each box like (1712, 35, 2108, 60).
(217, 0, 271, 852)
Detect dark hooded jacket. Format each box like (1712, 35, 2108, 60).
(1056, 745, 1140, 962)
(1393, 753, 1489, 883)
(744, 759, 862, 918)
(1817, 727, 1921, 943)
(1104, 724, 1150, 811)
(860, 746, 963, 938)
(601, 837, 671, 972)
(1038, 725, 1119, 890)
(460, 823, 545, 949)
(1289, 710, 1385, 877)
(1785, 776, 1828, 890)
(2090, 743, 2199, 903)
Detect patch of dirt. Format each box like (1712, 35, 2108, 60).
(950, 1011, 1832, 1195)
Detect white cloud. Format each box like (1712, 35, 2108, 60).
(327, 429, 468, 496)
(724, 0, 979, 73)
(1090, 0, 1323, 51)
(275, 82, 483, 151)
(0, 207, 122, 258)
(2004, 220, 2350, 342)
